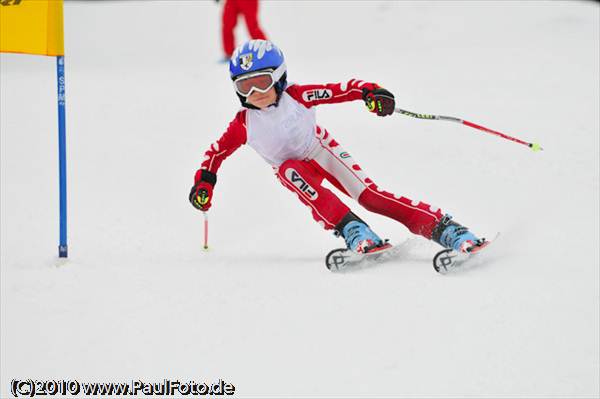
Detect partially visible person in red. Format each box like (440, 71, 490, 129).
(220, 0, 267, 60)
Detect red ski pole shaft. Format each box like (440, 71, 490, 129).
(462, 120, 531, 148)
(203, 212, 209, 250)
(394, 107, 543, 151)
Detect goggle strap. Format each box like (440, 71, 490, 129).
(271, 62, 286, 82)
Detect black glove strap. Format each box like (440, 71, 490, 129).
(200, 170, 217, 186)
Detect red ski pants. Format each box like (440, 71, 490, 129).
(276, 127, 444, 239)
(222, 0, 267, 57)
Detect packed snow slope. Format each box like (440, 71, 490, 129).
(2, 1, 599, 397)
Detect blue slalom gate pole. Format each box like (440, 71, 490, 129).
(57, 56, 68, 257)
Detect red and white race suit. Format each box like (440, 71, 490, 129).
(199, 79, 443, 239)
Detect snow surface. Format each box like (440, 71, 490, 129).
(1, 1, 599, 397)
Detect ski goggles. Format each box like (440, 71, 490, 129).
(232, 62, 286, 97)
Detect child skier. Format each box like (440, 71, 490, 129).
(190, 40, 485, 256)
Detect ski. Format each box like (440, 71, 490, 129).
(325, 234, 499, 273)
(325, 241, 408, 271)
(432, 233, 499, 274)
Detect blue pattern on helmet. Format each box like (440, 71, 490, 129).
(229, 40, 285, 79)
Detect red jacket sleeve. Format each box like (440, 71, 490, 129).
(200, 110, 247, 174)
(285, 79, 380, 108)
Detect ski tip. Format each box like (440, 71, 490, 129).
(432, 248, 455, 274)
(325, 248, 350, 271)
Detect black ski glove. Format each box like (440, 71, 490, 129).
(362, 87, 395, 117)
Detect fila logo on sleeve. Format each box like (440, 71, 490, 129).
(285, 169, 318, 200)
(302, 89, 333, 102)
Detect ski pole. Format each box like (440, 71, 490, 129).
(203, 211, 209, 250)
(394, 107, 543, 152)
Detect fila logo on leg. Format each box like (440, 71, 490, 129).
(302, 89, 332, 102)
(285, 169, 319, 200)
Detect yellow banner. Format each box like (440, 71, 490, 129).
(1, 0, 64, 56)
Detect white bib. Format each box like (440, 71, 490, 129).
(246, 92, 318, 166)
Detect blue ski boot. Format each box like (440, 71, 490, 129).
(335, 212, 385, 253)
(431, 215, 484, 253)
